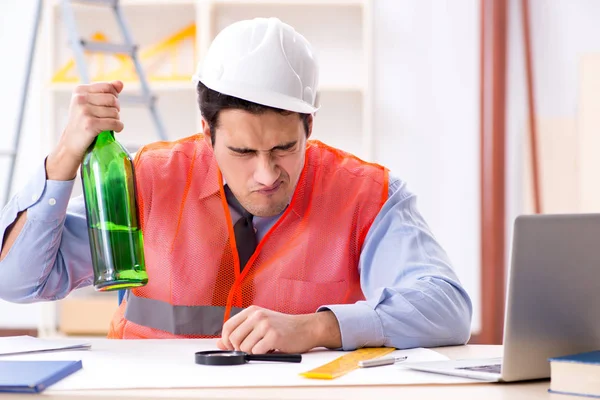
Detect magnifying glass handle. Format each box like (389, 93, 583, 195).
(246, 353, 302, 363)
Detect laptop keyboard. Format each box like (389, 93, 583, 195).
(457, 364, 502, 374)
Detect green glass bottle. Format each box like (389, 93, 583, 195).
(81, 130, 148, 291)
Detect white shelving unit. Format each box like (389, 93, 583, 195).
(38, 0, 373, 337)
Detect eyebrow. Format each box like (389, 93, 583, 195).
(227, 141, 298, 154)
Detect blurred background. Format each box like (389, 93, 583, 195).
(0, 0, 593, 343)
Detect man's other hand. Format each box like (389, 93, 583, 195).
(217, 306, 342, 354)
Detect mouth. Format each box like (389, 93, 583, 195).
(257, 181, 283, 195)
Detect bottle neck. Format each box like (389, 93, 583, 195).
(96, 131, 115, 146)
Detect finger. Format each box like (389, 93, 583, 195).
(84, 104, 119, 119)
(238, 321, 269, 354)
(110, 80, 124, 94)
(216, 339, 227, 350)
(252, 333, 277, 355)
(220, 307, 256, 350)
(93, 118, 124, 133)
(229, 317, 260, 352)
(86, 93, 120, 111)
(76, 82, 120, 96)
(109, 118, 124, 133)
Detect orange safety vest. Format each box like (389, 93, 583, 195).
(108, 135, 388, 338)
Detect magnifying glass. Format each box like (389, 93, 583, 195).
(195, 350, 302, 366)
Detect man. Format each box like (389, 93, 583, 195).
(0, 18, 471, 354)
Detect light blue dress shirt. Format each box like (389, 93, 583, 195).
(0, 158, 472, 350)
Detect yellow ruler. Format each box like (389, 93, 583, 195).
(300, 347, 396, 380)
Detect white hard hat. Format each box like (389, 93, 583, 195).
(192, 17, 319, 114)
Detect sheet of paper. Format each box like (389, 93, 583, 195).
(0, 336, 91, 357)
(2, 339, 485, 390)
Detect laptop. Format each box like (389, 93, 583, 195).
(403, 214, 600, 382)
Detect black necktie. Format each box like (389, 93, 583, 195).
(234, 210, 257, 271)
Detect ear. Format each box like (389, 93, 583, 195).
(307, 114, 313, 140)
(201, 118, 213, 147)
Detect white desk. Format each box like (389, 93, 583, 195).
(0, 343, 572, 399)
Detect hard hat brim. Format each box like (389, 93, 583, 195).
(193, 75, 319, 115)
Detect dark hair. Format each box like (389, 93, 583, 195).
(196, 81, 310, 144)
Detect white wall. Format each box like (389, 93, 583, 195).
(506, 0, 600, 259)
(0, 0, 44, 328)
(508, 0, 600, 209)
(373, 0, 481, 331)
(372, 0, 600, 335)
(511, 0, 600, 118)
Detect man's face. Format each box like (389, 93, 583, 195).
(204, 110, 311, 218)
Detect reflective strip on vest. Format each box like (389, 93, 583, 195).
(124, 292, 244, 336)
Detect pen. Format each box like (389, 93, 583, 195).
(358, 356, 408, 368)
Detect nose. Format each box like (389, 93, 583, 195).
(253, 153, 279, 188)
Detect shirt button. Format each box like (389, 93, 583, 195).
(48, 198, 56, 206)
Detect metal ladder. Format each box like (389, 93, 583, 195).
(61, 0, 167, 139)
(3, 0, 168, 206)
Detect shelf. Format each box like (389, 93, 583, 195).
(51, 0, 364, 6)
(116, 0, 195, 4)
(48, 81, 195, 92)
(212, 0, 365, 6)
(58, 297, 119, 336)
(50, 0, 196, 7)
(48, 81, 364, 94)
(312, 90, 364, 158)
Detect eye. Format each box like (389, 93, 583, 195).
(231, 150, 255, 157)
(273, 149, 289, 156)
(273, 145, 296, 155)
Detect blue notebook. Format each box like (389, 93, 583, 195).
(549, 351, 600, 398)
(0, 360, 82, 393)
(549, 350, 600, 365)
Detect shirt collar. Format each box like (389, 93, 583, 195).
(197, 160, 223, 200)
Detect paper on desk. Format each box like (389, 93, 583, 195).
(1, 339, 485, 390)
(0, 336, 91, 356)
